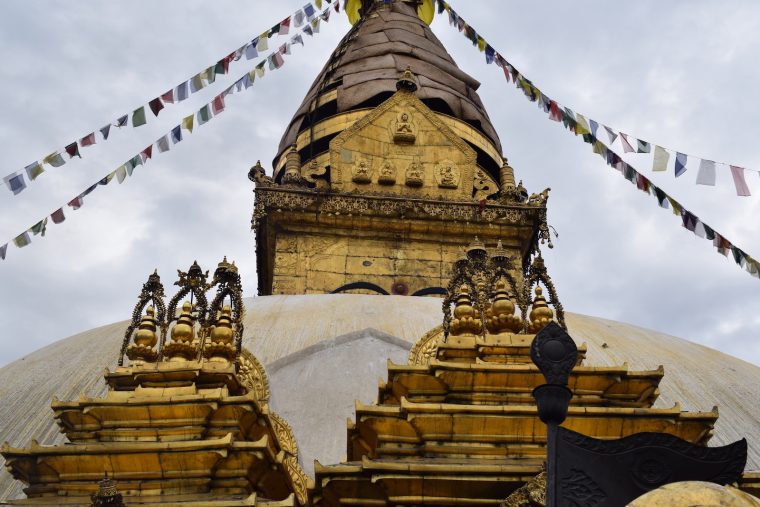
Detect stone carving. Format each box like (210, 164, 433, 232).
(270, 411, 299, 458)
(474, 168, 498, 200)
(434, 161, 461, 189)
(392, 111, 417, 144)
(501, 471, 546, 507)
(378, 161, 397, 185)
(352, 159, 373, 184)
(405, 162, 424, 187)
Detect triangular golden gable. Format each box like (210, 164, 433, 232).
(329, 89, 478, 200)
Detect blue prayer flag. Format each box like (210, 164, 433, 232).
(675, 152, 688, 177)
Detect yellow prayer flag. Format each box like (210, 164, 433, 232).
(667, 197, 682, 217)
(316, 0, 323, 9)
(346, 0, 362, 24)
(477, 37, 486, 52)
(575, 114, 591, 136)
(182, 114, 194, 133)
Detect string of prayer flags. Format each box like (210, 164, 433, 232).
(1, 4, 329, 262)
(438, 0, 757, 198)
(3, 2, 324, 195)
(3, 173, 26, 195)
(437, 0, 760, 279)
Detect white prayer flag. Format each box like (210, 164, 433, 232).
(652, 146, 670, 172)
(696, 159, 716, 186)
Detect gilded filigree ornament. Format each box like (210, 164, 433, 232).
(270, 411, 299, 458)
(119, 270, 167, 367)
(408, 325, 443, 365)
(501, 471, 546, 507)
(284, 455, 309, 506)
(237, 348, 270, 402)
(161, 261, 210, 361)
(204, 258, 245, 367)
(442, 239, 563, 338)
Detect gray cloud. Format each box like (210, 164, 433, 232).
(0, 0, 758, 367)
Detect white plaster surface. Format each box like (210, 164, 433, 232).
(0, 294, 758, 502)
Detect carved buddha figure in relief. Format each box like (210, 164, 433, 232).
(378, 161, 396, 185)
(393, 111, 417, 144)
(437, 163, 459, 189)
(405, 162, 424, 187)
(352, 159, 372, 184)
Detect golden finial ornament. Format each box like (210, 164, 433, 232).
(450, 285, 483, 336)
(125, 306, 159, 364)
(528, 286, 554, 334)
(466, 236, 487, 259)
(485, 280, 523, 334)
(283, 145, 305, 185)
(204, 305, 237, 363)
(163, 301, 198, 361)
(397, 66, 418, 92)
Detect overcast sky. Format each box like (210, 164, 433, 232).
(0, 1, 758, 368)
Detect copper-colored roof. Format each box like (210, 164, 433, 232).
(276, 1, 502, 163)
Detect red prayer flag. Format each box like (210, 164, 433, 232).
(548, 101, 563, 122)
(80, 132, 96, 146)
(212, 94, 226, 115)
(141, 145, 153, 162)
(68, 196, 84, 210)
(65, 142, 81, 158)
(51, 208, 66, 224)
(161, 89, 175, 104)
(280, 16, 291, 35)
(149, 97, 164, 117)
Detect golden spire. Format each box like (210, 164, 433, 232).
(450, 285, 483, 336)
(163, 301, 198, 361)
(126, 306, 159, 365)
(486, 280, 523, 334)
(528, 286, 554, 334)
(466, 236, 487, 259)
(204, 305, 237, 363)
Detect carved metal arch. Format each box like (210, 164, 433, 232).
(331, 281, 390, 295)
(159, 264, 210, 361)
(118, 272, 167, 366)
(523, 254, 566, 330)
(206, 266, 245, 369)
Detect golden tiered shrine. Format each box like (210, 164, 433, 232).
(1, 260, 309, 506)
(310, 242, 724, 506)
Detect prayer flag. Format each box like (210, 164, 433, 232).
(292, 34, 304, 46)
(243, 72, 254, 89)
(116, 114, 128, 127)
(714, 233, 730, 256)
(148, 98, 164, 117)
(675, 152, 688, 177)
(321, 8, 331, 22)
(82, 183, 98, 197)
(575, 114, 591, 136)
(212, 94, 226, 115)
(485, 44, 495, 64)
(190, 74, 204, 93)
(311, 18, 321, 33)
(141, 145, 153, 163)
(477, 36, 486, 52)
(31, 218, 48, 237)
(667, 197, 682, 217)
(682, 210, 698, 232)
(281, 16, 291, 35)
(0, 243, 6, 260)
(182, 114, 194, 132)
(303, 24, 313, 36)
(294, 9, 305, 27)
(255, 61, 266, 77)
(316, 0, 323, 8)
(132, 106, 147, 127)
(25, 162, 44, 181)
(620, 133, 635, 153)
(65, 142, 81, 159)
(731, 246, 746, 266)
(205, 65, 216, 84)
(156, 135, 170, 153)
(51, 208, 65, 224)
(13, 232, 31, 248)
(171, 125, 182, 144)
(589, 119, 599, 138)
(177, 81, 189, 101)
(214, 60, 226, 76)
(80, 132, 96, 147)
(729, 166, 751, 196)
(636, 173, 651, 193)
(304, 3, 316, 20)
(3, 172, 26, 195)
(548, 101, 562, 122)
(246, 41, 259, 59)
(161, 89, 174, 104)
(652, 145, 669, 172)
(604, 126, 618, 144)
(100, 124, 111, 140)
(257, 33, 269, 51)
(68, 196, 84, 210)
(636, 139, 651, 153)
(696, 159, 716, 186)
(43, 152, 66, 167)
(654, 187, 669, 209)
(115, 164, 127, 183)
(198, 105, 212, 125)
(335, 0, 340, 12)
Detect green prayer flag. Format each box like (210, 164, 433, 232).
(132, 106, 147, 127)
(31, 218, 48, 237)
(13, 232, 31, 248)
(198, 105, 211, 124)
(214, 60, 226, 76)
